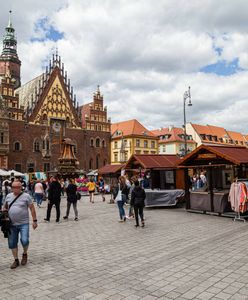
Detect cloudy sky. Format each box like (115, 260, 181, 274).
(1, 0, 248, 133)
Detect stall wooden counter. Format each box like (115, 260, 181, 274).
(124, 154, 184, 206)
(190, 190, 230, 213)
(178, 144, 248, 215)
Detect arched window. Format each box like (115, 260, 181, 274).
(102, 140, 105, 148)
(14, 141, 21, 151)
(34, 139, 40, 152)
(66, 117, 70, 127)
(27, 163, 35, 173)
(90, 138, 94, 147)
(103, 159, 107, 166)
(43, 114, 47, 123)
(96, 138, 100, 147)
(43, 136, 50, 150)
(89, 158, 93, 170)
(96, 155, 100, 169)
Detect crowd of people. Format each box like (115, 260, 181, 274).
(191, 171, 207, 191)
(0, 173, 147, 269)
(112, 175, 146, 227)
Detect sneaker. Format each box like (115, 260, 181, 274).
(63, 216, 68, 220)
(44, 218, 50, 222)
(10, 259, 20, 269)
(135, 224, 139, 228)
(74, 217, 78, 221)
(56, 220, 60, 223)
(141, 221, 145, 228)
(118, 219, 124, 222)
(21, 253, 27, 266)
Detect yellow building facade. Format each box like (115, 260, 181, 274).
(111, 119, 158, 164)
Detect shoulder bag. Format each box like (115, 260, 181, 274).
(0, 192, 23, 238)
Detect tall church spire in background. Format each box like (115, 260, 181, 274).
(0, 11, 21, 88)
(2, 10, 17, 56)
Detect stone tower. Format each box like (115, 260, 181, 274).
(0, 11, 21, 88)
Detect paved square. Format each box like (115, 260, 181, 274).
(1, 195, 248, 300)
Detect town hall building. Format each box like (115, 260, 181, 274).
(0, 13, 111, 173)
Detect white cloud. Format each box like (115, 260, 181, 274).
(1, 0, 248, 133)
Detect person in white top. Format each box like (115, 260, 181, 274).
(34, 179, 44, 208)
(200, 172, 207, 187)
(200, 172, 207, 185)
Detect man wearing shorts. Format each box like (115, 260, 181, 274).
(4, 180, 38, 269)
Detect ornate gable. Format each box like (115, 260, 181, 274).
(17, 54, 81, 128)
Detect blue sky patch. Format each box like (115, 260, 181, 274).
(200, 58, 242, 76)
(214, 47, 222, 56)
(31, 17, 63, 42)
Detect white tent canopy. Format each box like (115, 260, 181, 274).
(0, 169, 10, 176)
(8, 169, 25, 177)
(87, 169, 98, 176)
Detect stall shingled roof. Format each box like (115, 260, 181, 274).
(124, 154, 180, 170)
(178, 144, 248, 167)
(98, 164, 124, 175)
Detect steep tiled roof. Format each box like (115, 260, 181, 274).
(15, 74, 43, 108)
(111, 119, 155, 138)
(227, 131, 246, 145)
(192, 124, 228, 138)
(191, 123, 247, 146)
(191, 123, 230, 144)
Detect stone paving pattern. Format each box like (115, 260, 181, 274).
(1, 194, 248, 300)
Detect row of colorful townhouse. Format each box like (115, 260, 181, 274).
(110, 119, 248, 165)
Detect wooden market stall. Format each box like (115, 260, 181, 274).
(124, 154, 184, 189)
(178, 144, 248, 215)
(124, 154, 185, 206)
(98, 164, 124, 191)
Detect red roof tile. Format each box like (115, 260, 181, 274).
(125, 154, 180, 169)
(111, 119, 155, 138)
(151, 127, 195, 143)
(179, 144, 248, 166)
(190, 123, 248, 145)
(226, 131, 246, 145)
(98, 164, 124, 174)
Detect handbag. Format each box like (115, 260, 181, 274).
(115, 184, 122, 202)
(0, 192, 23, 238)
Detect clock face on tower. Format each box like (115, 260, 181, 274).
(52, 121, 61, 133)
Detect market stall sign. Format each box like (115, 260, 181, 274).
(197, 153, 217, 159)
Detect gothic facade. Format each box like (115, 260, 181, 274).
(0, 13, 111, 173)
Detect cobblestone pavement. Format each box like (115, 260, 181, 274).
(1, 194, 248, 300)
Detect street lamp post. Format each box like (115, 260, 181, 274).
(183, 86, 192, 156)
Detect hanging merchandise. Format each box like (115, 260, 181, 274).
(228, 181, 248, 221)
